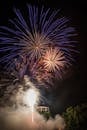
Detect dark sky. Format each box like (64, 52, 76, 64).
(0, 0, 87, 113)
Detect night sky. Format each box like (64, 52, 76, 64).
(0, 0, 87, 114)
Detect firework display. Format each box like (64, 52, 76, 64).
(0, 5, 77, 84)
(43, 47, 66, 72)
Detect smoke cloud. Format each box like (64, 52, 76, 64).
(0, 76, 66, 130)
(0, 107, 66, 130)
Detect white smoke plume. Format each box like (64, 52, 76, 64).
(0, 75, 66, 130)
(0, 107, 66, 130)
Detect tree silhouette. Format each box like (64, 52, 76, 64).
(62, 103, 87, 130)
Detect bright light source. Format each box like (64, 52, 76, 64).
(23, 76, 40, 122)
(23, 88, 38, 108)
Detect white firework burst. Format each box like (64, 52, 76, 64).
(43, 48, 66, 72)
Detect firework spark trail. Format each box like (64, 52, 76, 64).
(31, 106, 34, 122)
(23, 75, 40, 122)
(23, 88, 39, 122)
(0, 5, 77, 85)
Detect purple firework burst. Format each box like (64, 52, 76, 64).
(0, 5, 77, 84)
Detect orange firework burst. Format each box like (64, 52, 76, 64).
(43, 48, 66, 72)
